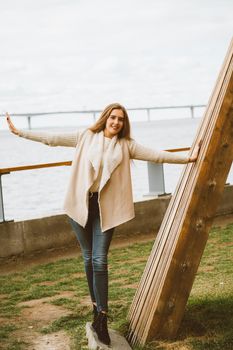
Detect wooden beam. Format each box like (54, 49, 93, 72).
(0, 161, 72, 174)
(127, 39, 233, 345)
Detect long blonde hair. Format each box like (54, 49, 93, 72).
(89, 103, 131, 139)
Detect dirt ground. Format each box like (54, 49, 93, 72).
(0, 231, 158, 349)
(0, 231, 158, 275)
(1, 214, 233, 350)
(16, 293, 74, 350)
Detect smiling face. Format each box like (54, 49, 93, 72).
(104, 108, 124, 138)
(89, 103, 131, 140)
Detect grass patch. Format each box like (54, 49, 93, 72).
(50, 297, 78, 310)
(6, 340, 28, 350)
(0, 224, 232, 349)
(0, 324, 18, 339)
(0, 324, 28, 350)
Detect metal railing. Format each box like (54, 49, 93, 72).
(0, 147, 190, 223)
(0, 104, 205, 129)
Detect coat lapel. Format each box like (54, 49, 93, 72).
(87, 131, 104, 181)
(87, 131, 123, 191)
(99, 136, 123, 192)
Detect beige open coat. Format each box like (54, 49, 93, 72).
(18, 128, 189, 232)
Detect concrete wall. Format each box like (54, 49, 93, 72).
(1, 184, 233, 259)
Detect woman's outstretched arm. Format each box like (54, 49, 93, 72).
(6, 113, 79, 147)
(128, 139, 201, 164)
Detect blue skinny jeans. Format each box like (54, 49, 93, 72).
(69, 192, 114, 312)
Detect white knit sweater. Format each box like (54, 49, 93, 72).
(18, 129, 79, 147)
(17, 128, 190, 231)
(18, 129, 189, 164)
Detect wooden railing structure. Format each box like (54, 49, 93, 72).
(0, 160, 71, 223)
(127, 39, 233, 345)
(0, 147, 190, 223)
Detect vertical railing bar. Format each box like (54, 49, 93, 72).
(145, 162, 166, 196)
(161, 163, 166, 194)
(0, 174, 5, 223)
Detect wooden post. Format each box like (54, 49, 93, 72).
(127, 39, 233, 346)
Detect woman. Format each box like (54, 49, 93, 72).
(6, 103, 200, 346)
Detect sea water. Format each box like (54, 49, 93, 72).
(1, 118, 233, 221)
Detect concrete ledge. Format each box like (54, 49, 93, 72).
(86, 322, 132, 350)
(1, 184, 233, 259)
(0, 215, 75, 258)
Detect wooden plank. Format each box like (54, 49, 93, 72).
(0, 161, 72, 174)
(144, 56, 233, 340)
(128, 39, 233, 345)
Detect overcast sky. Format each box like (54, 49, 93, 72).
(0, 0, 232, 115)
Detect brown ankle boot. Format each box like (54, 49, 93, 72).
(92, 312, 111, 346)
(91, 304, 98, 329)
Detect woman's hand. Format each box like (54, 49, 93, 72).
(6, 113, 20, 135)
(189, 140, 202, 163)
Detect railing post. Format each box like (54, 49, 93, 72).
(190, 106, 194, 119)
(145, 162, 166, 196)
(146, 108, 151, 122)
(0, 174, 6, 223)
(27, 116, 31, 129)
(93, 112, 96, 122)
